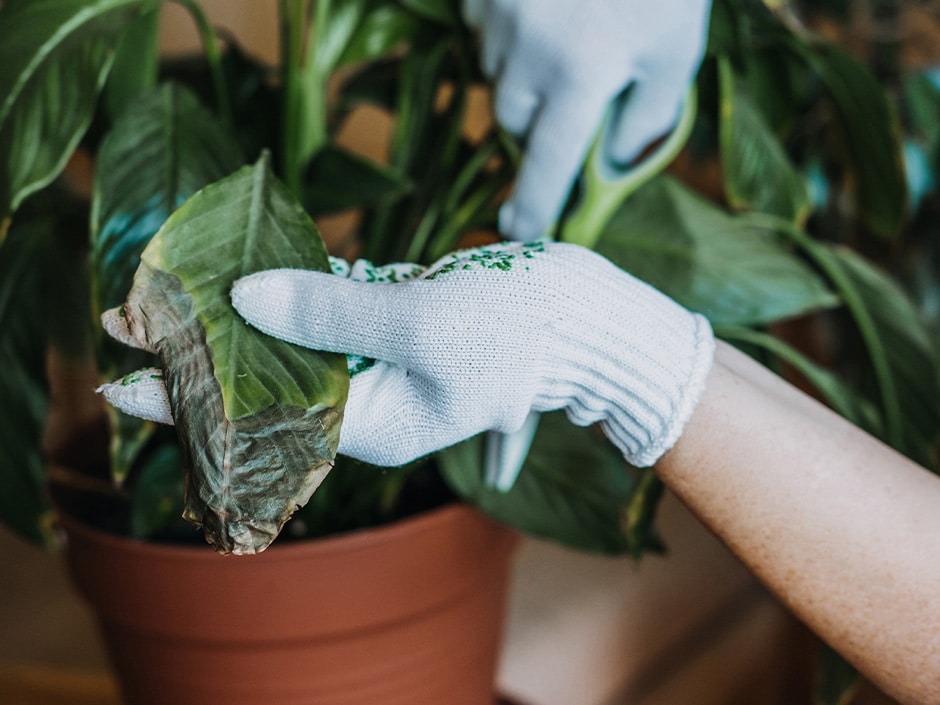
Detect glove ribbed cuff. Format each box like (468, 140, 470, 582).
(532, 251, 715, 467)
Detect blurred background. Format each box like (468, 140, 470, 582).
(1, 1, 931, 703)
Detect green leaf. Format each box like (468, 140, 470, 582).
(705, 0, 745, 61)
(719, 58, 811, 223)
(92, 82, 243, 481)
(621, 468, 666, 560)
(103, 7, 160, 121)
(796, 42, 907, 238)
(129, 442, 187, 540)
(303, 145, 412, 216)
(815, 645, 860, 705)
(739, 46, 808, 136)
(335, 57, 401, 115)
(125, 153, 349, 553)
(0, 218, 55, 546)
(438, 412, 636, 555)
(159, 41, 280, 160)
(595, 176, 839, 326)
(396, 0, 458, 25)
(902, 70, 940, 155)
(0, 0, 159, 219)
(92, 83, 243, 319)
(335, 3, 420, 69)
(764, 206, 940, 463)
(826, 246, 940, 467)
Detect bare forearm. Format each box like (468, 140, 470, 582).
(657, 341, 940, 705)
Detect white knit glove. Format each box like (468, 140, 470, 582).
(462, 0, 711, 241)
(101, 242, 714, 469)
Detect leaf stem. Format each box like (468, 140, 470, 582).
(560, 86, 697, 250)
(172, 0, 233, 129)
(743, 212, 904, 449)
(280, 0, 329, 196)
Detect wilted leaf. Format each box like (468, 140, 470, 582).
(595, 176, 838, 326)
(121, 153, 349, 554)
(92, 82, 243, 482)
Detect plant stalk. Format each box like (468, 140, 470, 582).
(744, 212, 905, 450)
(172, 0, 233, 129)
(280, 0, 330, 197)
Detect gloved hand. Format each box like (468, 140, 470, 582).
(100, 242, 715, 468)
(462, 0, 711, 241)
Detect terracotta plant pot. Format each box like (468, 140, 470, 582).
(60, 504, 518, 705)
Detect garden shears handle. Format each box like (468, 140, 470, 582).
(483, 87, 698, 492)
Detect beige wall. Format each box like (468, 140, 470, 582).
(159, 0, 280, 64)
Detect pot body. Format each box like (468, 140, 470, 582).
(61, 504, 517, 705)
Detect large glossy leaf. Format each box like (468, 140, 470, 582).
(739, 45, 808, 136)
(0, 218, 55, 546)
(719, 58, 810, 223)
(705, 0, 745, 61)
(102, 7, 160, 120)
(595, 176, 838, 326)
(438, 412, 636, 554)
(92, 83, 242, 320)
(123, 153, 349, 554)
(0, 0, 159, 219)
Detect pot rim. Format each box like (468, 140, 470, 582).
(56, 501, 502, 562)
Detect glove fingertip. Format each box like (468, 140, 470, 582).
(101, 306, 154, 352)
(499, 201, 548, 242)
(606, 82, 687, 166)
(97, 368, 174, 425)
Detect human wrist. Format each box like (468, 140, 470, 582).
(534, 252, 716, 466)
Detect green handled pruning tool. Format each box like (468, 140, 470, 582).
(484, 87, 698, 491)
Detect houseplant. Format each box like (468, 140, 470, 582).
(2, 0, 939, 703)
